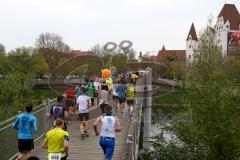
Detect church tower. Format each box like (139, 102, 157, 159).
(186, 23, 198, 63)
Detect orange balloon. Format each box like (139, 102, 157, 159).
(102, 69, 111, 79)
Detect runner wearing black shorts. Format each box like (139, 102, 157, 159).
(12, 104, 37, 160)
(79, 113, 89, 121)
(18, 139, 34, 153)
(76, 86, 92, 140)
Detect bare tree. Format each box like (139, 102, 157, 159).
(90, 44, 109, 57)
(35, 33, 70, 53)
(127, 48, 137, 62)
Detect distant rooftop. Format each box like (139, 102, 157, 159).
(218, 3, 240, 30)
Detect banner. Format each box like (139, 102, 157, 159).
(228, 31, 240, 55)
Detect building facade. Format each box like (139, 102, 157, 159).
(138, 4, 240, 64)
(186, 3, 240, 62)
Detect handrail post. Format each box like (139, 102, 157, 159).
(142, 67, 152, 150)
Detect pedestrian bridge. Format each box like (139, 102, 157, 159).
(0, 67, 154, 160)
(34, 105, 132, 160)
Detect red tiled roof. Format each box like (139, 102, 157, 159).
(150, 46, 186, 61)
(71, 50, 94, 57)
(218, 4, 240, 30)
(186, 23, 198, 41)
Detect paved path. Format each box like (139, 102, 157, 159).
(33, 109, 130, 160)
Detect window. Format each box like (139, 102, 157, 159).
(189, 45, 191, 48)
(189, 55, 191, 58)
(219, 33, 220, 37)
(226, 25, 229, 28)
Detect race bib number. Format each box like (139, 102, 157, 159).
(48, 153, 61, 160)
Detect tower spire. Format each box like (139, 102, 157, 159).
(186, 23, 198, 41)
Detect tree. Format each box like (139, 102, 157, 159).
(35, 33, 70, 53)
(179, 19, 240, 159)
(90, 44, 109, 58)
(0, 71, 31, 120)
(148, 18, 240, 160)
(127, 48, 137, 62)
(0, 43, 5, 54)
(7, 47, 49, 78)
(142, 51, 151, 61)
(8, 47, 35, 75)
(112, 53, 126, 72)
(165, 55, 176, 62)
(31, 51, 49, 78)
(0, 53, 10, 76)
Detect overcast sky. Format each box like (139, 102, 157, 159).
(0, 0, 240, 54)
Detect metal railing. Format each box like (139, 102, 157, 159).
(0, 99, 56, 160)
(122, 78, 145, 160)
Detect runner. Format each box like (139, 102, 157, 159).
(75, 85, 81, 99)
(106, 78, 113, 93)
(94, 77, 101, 104)
(12, 104, 37, 160)
(111, 80, 119, 110)
(93, 105, 122, 160)
(47, 95, 69, 131)
(64, 87, 75, 120)
(116, 80, 127, 115)
(76, 86, 92, 140)
(42, 118, 69, 160)
(99, 84, 109, 105)
(94, 77, 101, 91)
(99, 101, 109, 115)
(87, 79, 96, 106)
(27, 156, 40, 160)
(126, 81, 135, 117)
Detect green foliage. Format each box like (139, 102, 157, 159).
(0, 47, 50, 121)
(8, 47, 49, 78)
(0, 43, 5, 53)
(148, 18, 240, 160)
(31, 89, 59, 100)
(0, 71, 32, 120)
(153, 92, 183, 104)
(112, 53, 126, 72)
(165, 55, 176, 62)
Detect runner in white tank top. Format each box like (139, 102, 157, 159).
(93, 105, 122, 160)
(100, 115, 116, 138)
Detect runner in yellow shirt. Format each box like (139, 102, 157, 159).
(42, 118, 69, 160)
(126, 82, 135, 117)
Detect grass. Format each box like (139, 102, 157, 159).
(153, 92, 184, 104)
(31, 89, 59, 100)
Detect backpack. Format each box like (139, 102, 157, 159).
(52, 106, 63, 119)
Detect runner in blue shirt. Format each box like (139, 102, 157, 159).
(116, 80, 127, 115)
(13, 104, 37, 160)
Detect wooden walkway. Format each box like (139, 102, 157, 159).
(33, 109, 130, 160)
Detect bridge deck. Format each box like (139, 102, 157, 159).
(33, 112, 130, 160)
